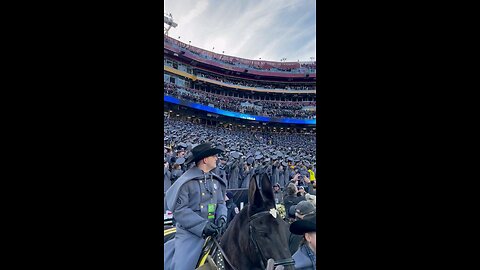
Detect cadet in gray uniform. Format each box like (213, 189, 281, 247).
(289, 213, 316, 270)
(164, 143, 227, 270)
(164, 159, 172, 194)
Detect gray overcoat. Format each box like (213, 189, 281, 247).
(164, 170, 172, 192)
(272, 165, 280, 186)
(284, 166, 291, 188)
(227, 161, 240, 189)
(278, 167, 285, 188)
(241, 167, 255, 188)
(292, 244, 316, 270)
(164, 166, 227, 270)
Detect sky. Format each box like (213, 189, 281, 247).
(164, 0, 316, 62)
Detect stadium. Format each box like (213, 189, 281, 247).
(164, 5, 316, 269)
(164, 34, 316, 129)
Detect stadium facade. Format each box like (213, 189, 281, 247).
(163, 35, 316, 133)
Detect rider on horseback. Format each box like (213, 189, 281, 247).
(164, 143, 228, 270)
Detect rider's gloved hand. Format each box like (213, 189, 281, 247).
(202, 222, 219, 238)
(216, 216, 227, 234)
(266, 258, 284, 270)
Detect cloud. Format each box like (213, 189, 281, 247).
(177, 0, 209, 26)
(165, 0, 316, 62)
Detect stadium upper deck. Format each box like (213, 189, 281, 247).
(164, 35, 316, 81)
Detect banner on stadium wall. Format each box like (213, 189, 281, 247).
(164, 95, 316, 125)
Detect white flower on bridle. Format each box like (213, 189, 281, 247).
(269, 208, 278, 218)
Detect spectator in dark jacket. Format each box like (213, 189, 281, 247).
(225, 192, 239, 226)
(283, 183, 306, 213)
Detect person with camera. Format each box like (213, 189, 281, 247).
(283, 182, 307, 216)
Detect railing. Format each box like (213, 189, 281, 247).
(164, 65, 316, 94)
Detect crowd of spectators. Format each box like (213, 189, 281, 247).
(164, 116, 317, 191)
(300, 62, 316, 70)
(197, 72, 316, 91)
(164, 82, 316, 119)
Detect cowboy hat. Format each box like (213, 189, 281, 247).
(185, 143, 223, 164)
(289, 213, 316, 235)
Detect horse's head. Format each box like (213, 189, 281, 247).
(245, 172, 295, 270)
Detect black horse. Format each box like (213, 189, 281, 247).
(163, 172, 294, 270)
(219, 173, 295, 270)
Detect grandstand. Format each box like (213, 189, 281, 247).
(163, 35, 316, 132)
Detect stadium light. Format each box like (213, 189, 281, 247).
(164, 13, 177, 35)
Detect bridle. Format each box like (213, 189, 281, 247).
(248, 210, 295, 269)
(212, 210, 295, 270)
(214, 173, 294, 269)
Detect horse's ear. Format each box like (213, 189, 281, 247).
(248, 174, 263, 209)
(260, 173, 275, 202)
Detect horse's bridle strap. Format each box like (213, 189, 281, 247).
(249, 211, 295, 268)
(213, 237, 239, 270)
